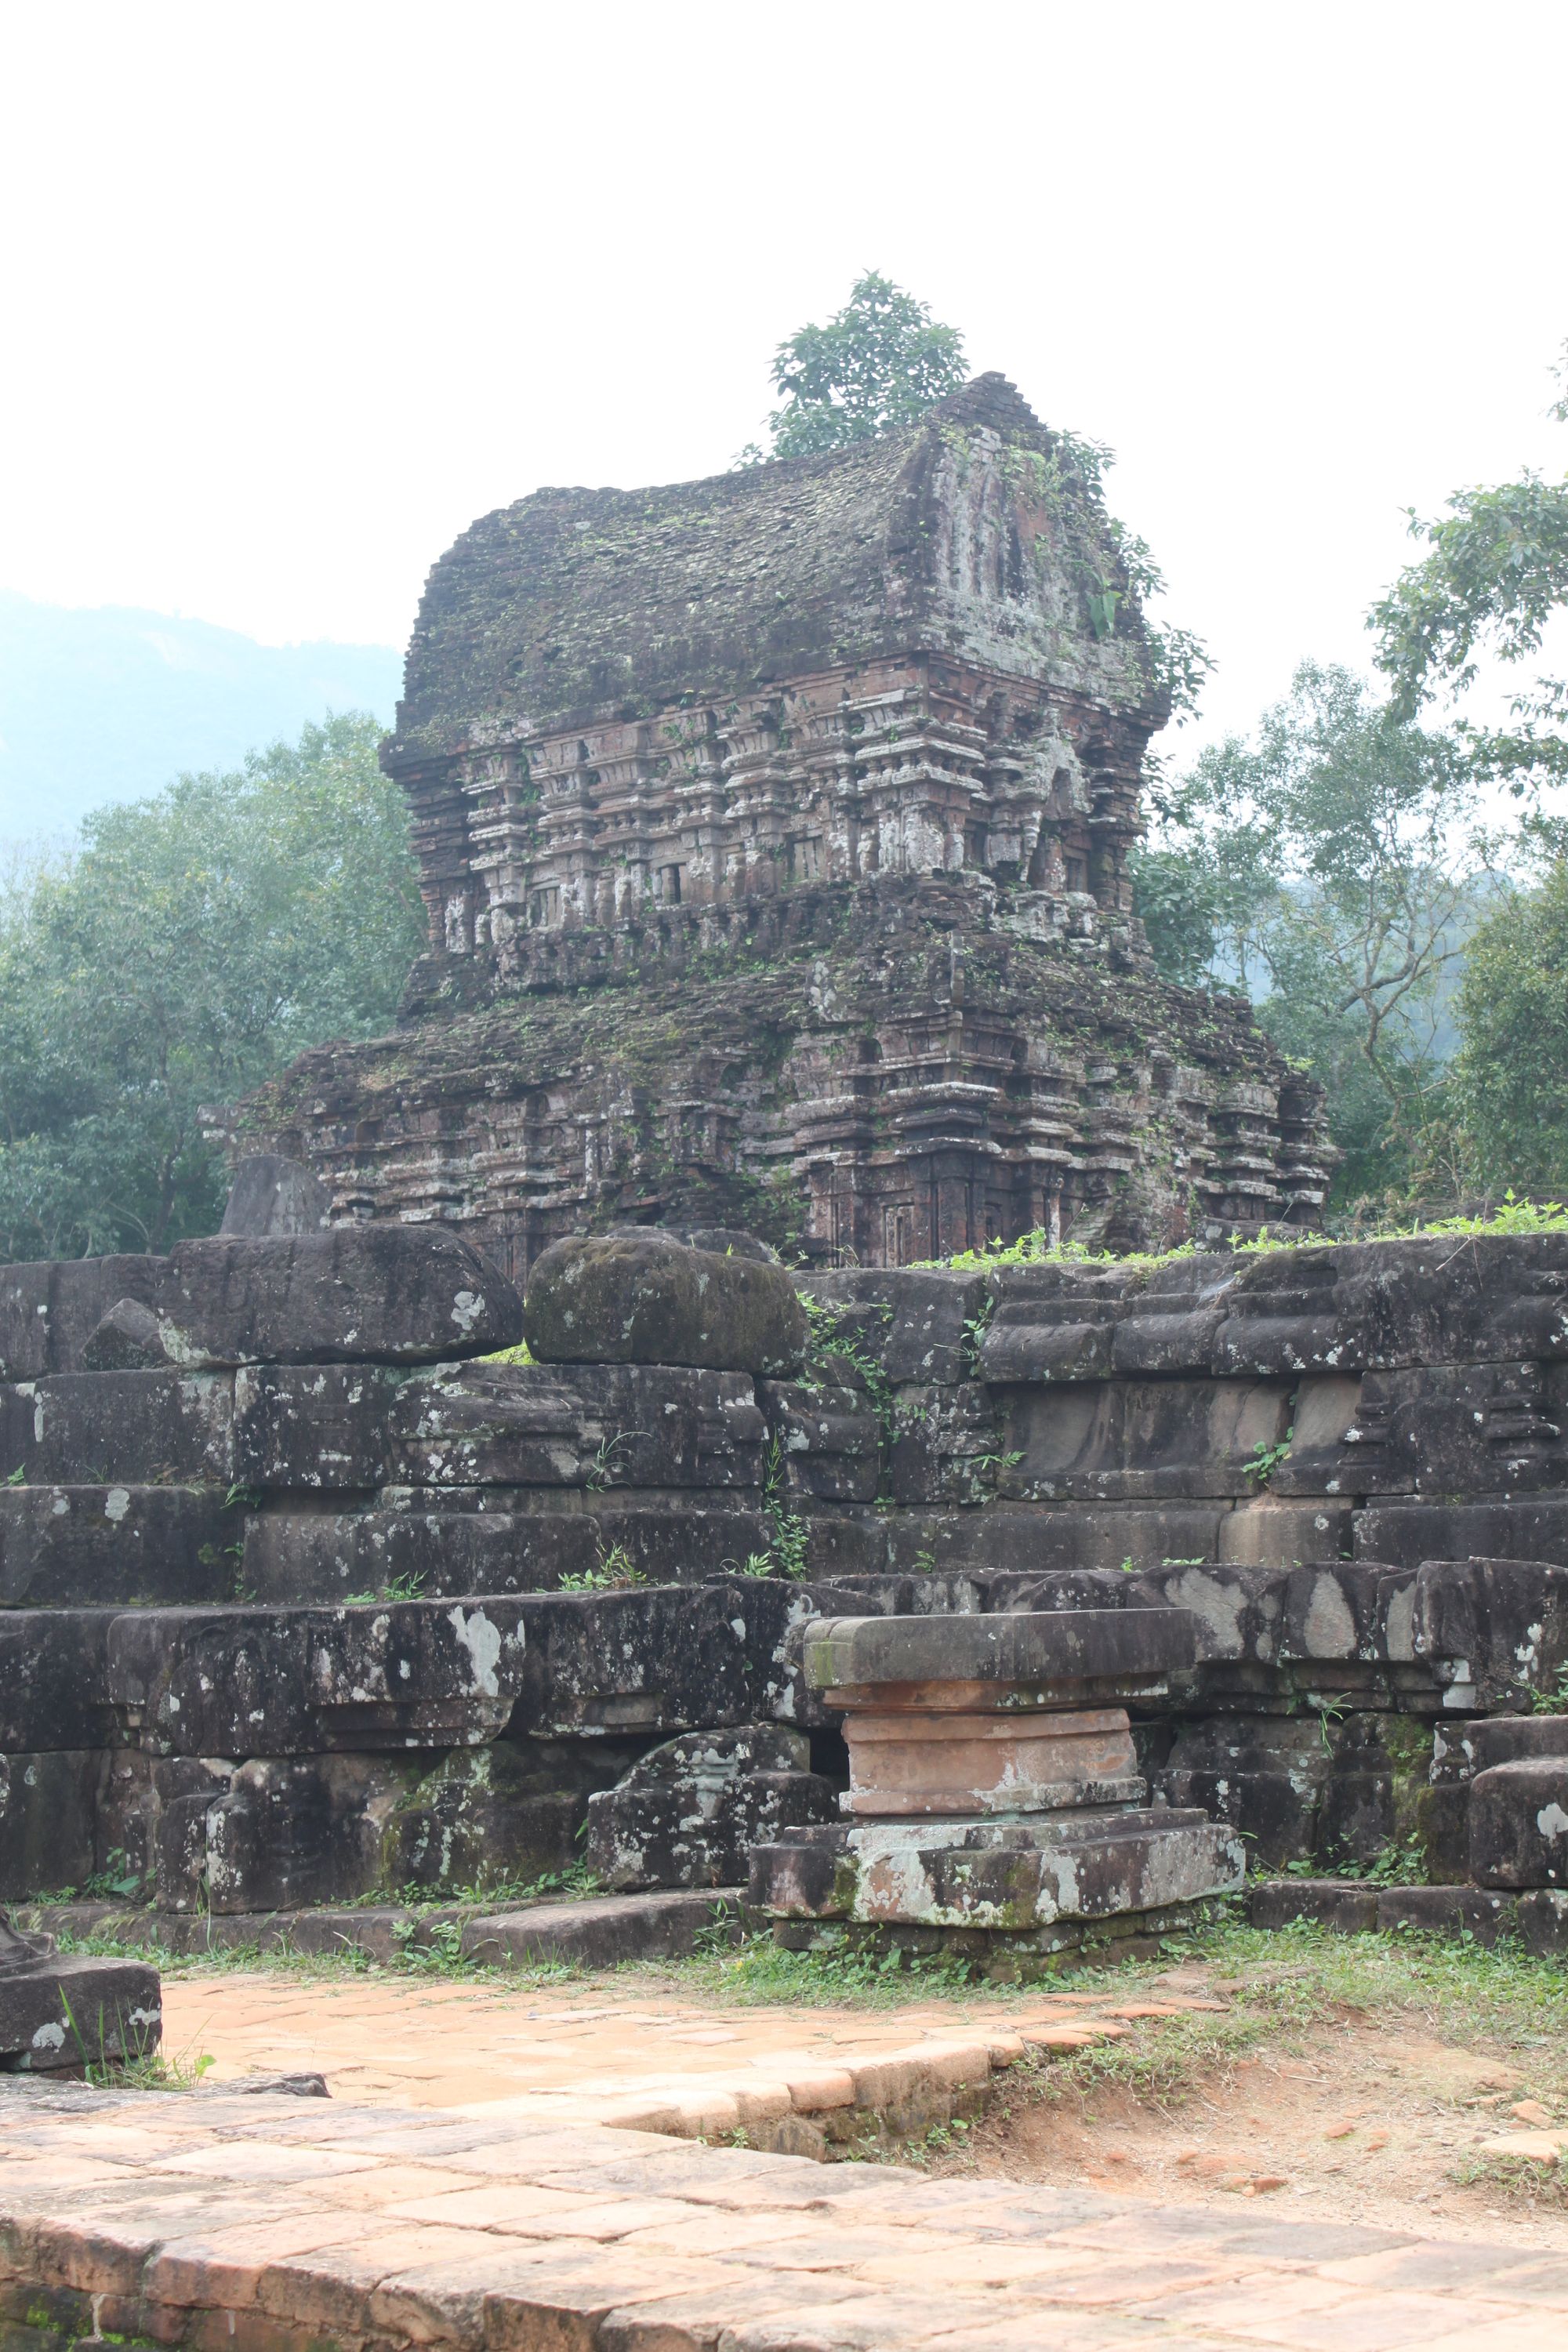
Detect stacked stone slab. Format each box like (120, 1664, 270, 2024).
(7, 1214, 1568, 1926)
(0, 1218, 892, 1914)
(750, 1606, 1243, 1974)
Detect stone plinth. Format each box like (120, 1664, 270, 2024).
(842, 1706, 1143, 1817)
(751, 1606, 1243, 1969)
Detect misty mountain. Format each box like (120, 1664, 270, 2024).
(0, 591, 402, 838)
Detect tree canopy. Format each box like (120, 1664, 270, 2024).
(1370, 343, 1568, 795)
(757, 271, 968, 459)
(1131, 663, 1489, 1205)
(1453, 848, 1568, 1195)
(0, 713, 423, 1260)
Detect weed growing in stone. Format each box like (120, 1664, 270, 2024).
(1243, 1429, 1293, 1486)
(559, 1543, 644, 1591)
(1532, 1664, 1568, 1715)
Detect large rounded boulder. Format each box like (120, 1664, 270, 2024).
(524, 1233, 807, 1375)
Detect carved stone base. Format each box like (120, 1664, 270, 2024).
(750, 1808, 1243, 1933)
(768, 1898, 1225, 1983)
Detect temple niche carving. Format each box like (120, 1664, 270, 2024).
(245, 374, 1331, 1276)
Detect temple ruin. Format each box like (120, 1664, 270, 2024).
(241, 375, 1331, 1276)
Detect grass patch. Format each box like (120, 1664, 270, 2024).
(926, 1189, 1568, 1276)
(1449, 2150, 1568, 2210)
(49, 1922, 583, 1990)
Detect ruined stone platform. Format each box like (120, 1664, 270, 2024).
(5, 2075, 1568, 2352)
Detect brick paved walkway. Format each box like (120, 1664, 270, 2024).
(4, 2080, 1566, 2350)
(158, 1970, 1191, 2136)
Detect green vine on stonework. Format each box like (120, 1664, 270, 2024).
(797, 1293, 897, 1450)
(759, 1433, 810, 1580)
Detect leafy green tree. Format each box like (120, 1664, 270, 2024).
(0, 713, 423, 1260)
(1453, 843, 1568, 1193)
(1131, 663, 1487, 1203)
(1371, 342, 1568, 793)
(759, 271, 967, 459)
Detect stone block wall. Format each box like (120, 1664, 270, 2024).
(3, 1224, 1568, 1915)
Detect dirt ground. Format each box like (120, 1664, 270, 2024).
(927, 1955, 1568, 2252)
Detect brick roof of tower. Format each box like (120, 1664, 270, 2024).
(389, 374, 1160, 762)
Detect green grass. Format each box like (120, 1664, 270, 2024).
(1448, 2149, 1568, 2211)
(39, 1914, 1568, 2098)
(925, 1189, 1568, 1276)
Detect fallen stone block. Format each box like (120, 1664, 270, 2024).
(0, 1485, 240, 1608)
(0, 1911, 160, 2071)
(1469, 1757, 1568, 1888)
(523, 1232, 805, 1375)
(586, 1726, 838, 1889)
(108, 1599, 530, 1755)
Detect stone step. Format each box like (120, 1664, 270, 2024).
(107, 1600, 531, 1755)
(1247, 1875, 1568, 1955)
(0, 1486, 241, 1608)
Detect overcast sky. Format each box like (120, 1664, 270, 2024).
(2, 0, 1564, 752)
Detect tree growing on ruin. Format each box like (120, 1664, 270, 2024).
(0, 713, 423, 1259)
(757, 271, 968, 459)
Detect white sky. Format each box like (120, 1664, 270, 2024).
(2, 0, 1565, 751)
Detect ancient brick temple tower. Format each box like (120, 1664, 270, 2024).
(245, 375, 1330, 1277)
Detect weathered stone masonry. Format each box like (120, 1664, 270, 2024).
(239, 375, 1332, 1272)
(2, 1220, 1566, 1963)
